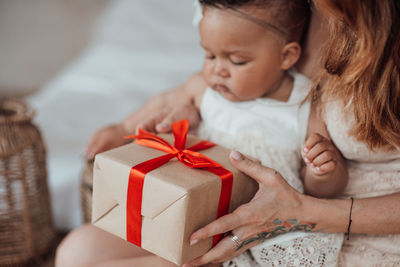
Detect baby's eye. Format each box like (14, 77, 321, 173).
(231, 60, 247, 66)
(205, 53, 215, 60)
(229, 57, 247, 66)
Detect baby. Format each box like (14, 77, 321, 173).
(87, 0, 348, 265)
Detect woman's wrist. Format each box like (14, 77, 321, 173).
(296, 194, 349, 233)
(272, 190, 348, 234)
(293, 193, 400, 235)
(266, 189, 323, 234)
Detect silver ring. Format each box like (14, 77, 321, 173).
(230, 234, 243, 249)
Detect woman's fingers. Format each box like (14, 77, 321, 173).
(190, 150, 288, 245)
(189, 209, 248, 245)
(182, 150, 303, 266)
(188, 150, 273, 245)
(184, 223, 268, 266)
(229, 150, 279, 185)
(183, 237, 236, 266)
(183, 233, 252, 267)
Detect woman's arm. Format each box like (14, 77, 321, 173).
(182, 152, 400, 266)
(300, 192, 400, 235)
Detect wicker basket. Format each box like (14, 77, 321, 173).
(0, 99, 56, 266)
(80, 159, 94, 223)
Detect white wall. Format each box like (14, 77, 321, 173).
(26, 0, 203, 230)
(0, 0, 111, 97)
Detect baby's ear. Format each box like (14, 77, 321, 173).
(280, 42, 302, 70)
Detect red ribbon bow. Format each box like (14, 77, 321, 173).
(125, 120, 233, 247)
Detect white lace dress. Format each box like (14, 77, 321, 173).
(198, 71, 344, 267)
(324, 100, 400, 267)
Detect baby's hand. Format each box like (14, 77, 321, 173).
(302, 133, 338, 176)
(135, 104, 201, 134)
(85, 124, 129, 160)
(85, 104, 201, 160)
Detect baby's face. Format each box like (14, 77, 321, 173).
(199, 6, 288, 102)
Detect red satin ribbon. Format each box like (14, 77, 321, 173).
(124, 120, 233, 247)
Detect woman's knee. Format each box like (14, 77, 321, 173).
(56, 224, 150, 267)
(55, 224, 100, 267)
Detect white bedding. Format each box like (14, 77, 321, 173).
(27, 0, 203, 230)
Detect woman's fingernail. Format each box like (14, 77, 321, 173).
(230, 150, 242, 160)
(304, 158, 310, 163)
(190, 239, 198, 246)
(303, 147, 309, 153)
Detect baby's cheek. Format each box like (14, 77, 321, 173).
(230, 82, 254, 100)
(202, 64, 213, 85)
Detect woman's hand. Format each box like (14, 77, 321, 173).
(182, 151, 305, 267)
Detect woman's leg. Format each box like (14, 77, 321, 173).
(56, 224, 221, 267)
(55, 224, 176, 267)
(95, 255, 180, 267)
(96, 257, 221, 267)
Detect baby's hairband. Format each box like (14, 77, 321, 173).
(227, 7, 289, 39)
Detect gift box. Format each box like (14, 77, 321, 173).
(92, 120, 258, 265)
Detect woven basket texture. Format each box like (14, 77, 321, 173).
(0, 99, 56, 266)
(80, 159, 93, 224)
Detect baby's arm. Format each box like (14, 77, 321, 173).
(300, 104, 348, 198)
(85, 72, 206, 159)
(126, 72, 206, 134)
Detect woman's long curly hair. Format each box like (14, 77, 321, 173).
(314, 0, 400, 151)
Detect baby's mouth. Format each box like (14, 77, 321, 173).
(213, 84, 230, 94)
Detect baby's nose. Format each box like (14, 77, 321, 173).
(214, 61, 229, 78)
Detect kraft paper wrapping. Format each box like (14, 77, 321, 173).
(92, 134, 258, 265)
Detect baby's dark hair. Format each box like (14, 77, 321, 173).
(199, 0, 310, 44)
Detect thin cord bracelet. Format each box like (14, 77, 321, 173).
(345, 197, 354, 240)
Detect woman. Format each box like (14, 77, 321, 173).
(57, 0, 400, 266)
(182, 0, 400, 266)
